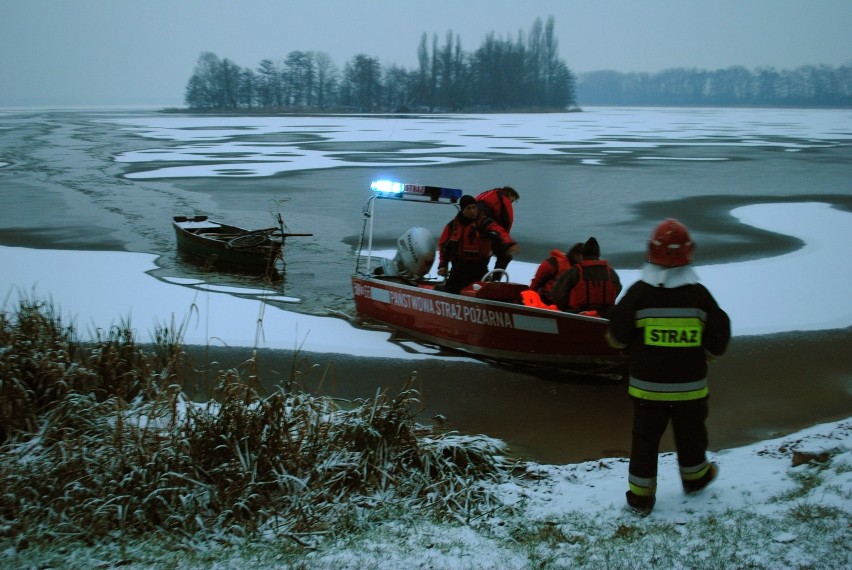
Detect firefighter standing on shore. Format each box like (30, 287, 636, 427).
(606, 218, 731, 516)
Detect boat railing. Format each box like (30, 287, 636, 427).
(355, 180, 463, 275)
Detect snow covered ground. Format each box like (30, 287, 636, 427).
(304, 418, 851, 569)
(6, 418, 849, 568)
(1, 200, 850, 567)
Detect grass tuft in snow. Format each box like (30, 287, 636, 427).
(0, 296, 511, 557)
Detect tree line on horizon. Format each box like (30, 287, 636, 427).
(183, 14, 851, 113)
(184, 16, 576, 113)
(578, 64, 852, 107)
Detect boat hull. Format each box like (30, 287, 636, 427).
(352, 274, 625, 369)
(173, 216, 281, 272)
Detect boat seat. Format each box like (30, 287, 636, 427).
(460, 281, 528, 302)
(198, 232, 239, 239)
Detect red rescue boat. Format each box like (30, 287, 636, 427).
(350, 181, 625, 373)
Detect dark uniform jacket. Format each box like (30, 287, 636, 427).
(607, 267, 731, 401)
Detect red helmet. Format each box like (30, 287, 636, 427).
(648, 218, 694, 267)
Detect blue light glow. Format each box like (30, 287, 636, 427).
(370, 180, 463, 202)
(370, 180, 404, 194)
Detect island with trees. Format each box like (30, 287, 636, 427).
(183, 16, 851, 113)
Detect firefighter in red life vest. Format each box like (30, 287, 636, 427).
(437, 195, 516, 294)
(550, 237, 622, 316)
(475, 186, 521, 272)
(606, 218, 731, 516)
(529, 242, 584, 305)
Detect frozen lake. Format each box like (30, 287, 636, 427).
(1, 107, 850, 462)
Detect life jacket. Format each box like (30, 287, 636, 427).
(475, 189, 513, 231)
(520, 289, 559, 311)
(539, 250, 573, 296)
(567, 259, 618, 311)
(441, 215, 491, 263)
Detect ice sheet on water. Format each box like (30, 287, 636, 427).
(1, 202, 850, 353)
(106, 109, 852, 179)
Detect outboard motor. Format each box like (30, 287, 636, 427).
(381, 226, 436, 281)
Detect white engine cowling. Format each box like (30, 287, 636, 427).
(382, 226, 436, 280)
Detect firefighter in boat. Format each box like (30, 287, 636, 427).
(437, 195, 518, 294)
(475, 186, 520, 272)
(529, 242, 584, 306)
(550, 237, 622, 316)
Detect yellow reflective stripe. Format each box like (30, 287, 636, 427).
(628, 481, 655, 496)
(628, 386, 709, 401)
(628, 473, 657, 496)
(680, 462, 711, 480)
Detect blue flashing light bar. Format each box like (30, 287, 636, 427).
(370, 180, 463, 202)
(370, 180, 405, 195)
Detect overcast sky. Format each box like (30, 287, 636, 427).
(2, 0, 851, 107)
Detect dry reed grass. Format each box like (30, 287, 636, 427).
(0, 296, 509, 551)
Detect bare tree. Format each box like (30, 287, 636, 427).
(341, 54, 382, 111)
(313, 51, 338, 110)
(283, 51, 315, 108)
(238, 68, 256, 109)
(255, 59, 280, 110)
(185, 52, 240, 109)
(416, 33, 431, 111)
(382, 64, 413, 111)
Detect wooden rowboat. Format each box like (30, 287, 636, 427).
(173, 215, 311, 273)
